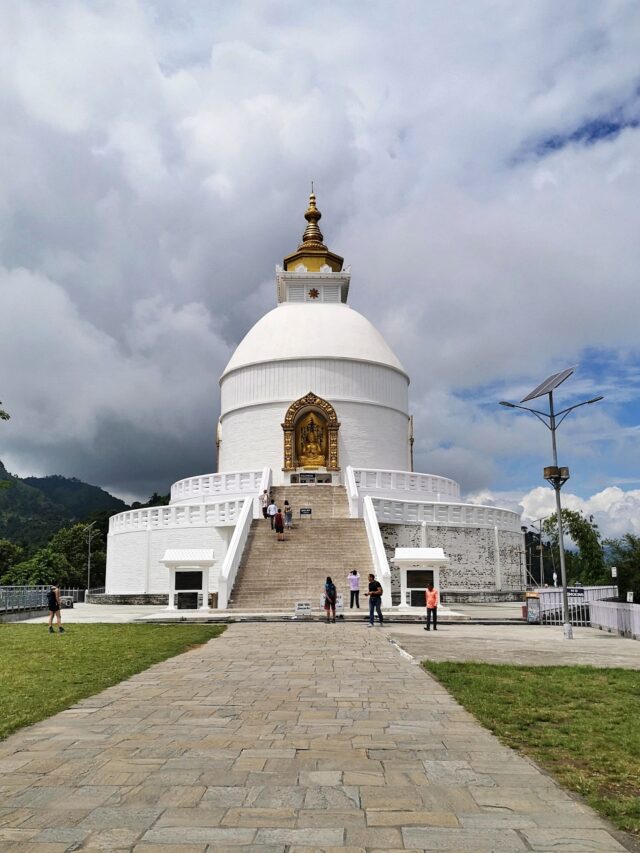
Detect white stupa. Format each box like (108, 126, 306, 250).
(105, 194, 523, 610)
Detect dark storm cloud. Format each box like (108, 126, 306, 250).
(1, 1, 640, 532)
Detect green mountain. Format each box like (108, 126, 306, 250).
(23, 474, 127, 517)
(0, 462, 127, 553)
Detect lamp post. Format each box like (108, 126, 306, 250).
(500, 367, 603, 640)
(84, 521, 97, 598)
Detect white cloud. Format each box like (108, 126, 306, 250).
(0, 0, 639, 507)
(471, 485, 640, 539)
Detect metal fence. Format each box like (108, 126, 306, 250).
(538, 585, 618, 627)
(0, 586, 87, 613)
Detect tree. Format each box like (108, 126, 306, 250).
(543, 509, 606, 585)
(0, 539, 25, 581)
(604, 534, 640, 603)
(4, 547, 72, 587)
(48, 523, 106, 588)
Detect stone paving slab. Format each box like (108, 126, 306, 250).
(389, 622, 640, 668)
(0, 623, 634, 851)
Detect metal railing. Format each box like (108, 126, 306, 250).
(0, 586, 92, 613)
(538, 585, 618, 627)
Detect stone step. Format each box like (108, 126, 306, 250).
(229, 500, 374, 609)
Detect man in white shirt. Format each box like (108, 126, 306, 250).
(267, 499, 277, 530)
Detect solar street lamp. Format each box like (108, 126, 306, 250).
(500, 368, 603, 640)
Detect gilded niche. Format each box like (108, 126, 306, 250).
(282, 392, 340, 472)
(297, 413, 326, 468)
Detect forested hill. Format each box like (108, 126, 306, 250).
(23, 474, 127, 517)
(0, 461, 127, 551)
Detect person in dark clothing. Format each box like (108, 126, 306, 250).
(324, 576, 337, 623)
(47, 584, 64, 634)
(364, 573, 383, 626)
(274, 508, 285, 541)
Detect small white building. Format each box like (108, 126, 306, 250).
(106, 194, 524, 607)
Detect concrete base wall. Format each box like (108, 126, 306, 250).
(381, 522, 524, 603)
(87, 594, 168, 606)
(0, 607, 47, 622)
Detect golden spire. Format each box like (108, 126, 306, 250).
(283, 192, 343, 272)
(299, 193, 326, 249)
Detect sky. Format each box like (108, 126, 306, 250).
(1, 1, 639, 537)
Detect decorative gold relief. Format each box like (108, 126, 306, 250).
(282, 392, 340, 471)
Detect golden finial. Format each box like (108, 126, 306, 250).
(283, 190, 344, 272)
(300, 192, 326, 248)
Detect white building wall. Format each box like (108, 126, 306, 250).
(106, 526, 232, 595)
(219, 401, 409, 482)
(221, 358, 408, 415)
(219, 358, 410, 481)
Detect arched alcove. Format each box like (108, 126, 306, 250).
(282, 392, 340, 471)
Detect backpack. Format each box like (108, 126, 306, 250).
(326, 583, 336, 602)
(47, 589, 57, 608)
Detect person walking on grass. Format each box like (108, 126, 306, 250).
(274, 507, 285, 542)
(324, 576, 337, 623)
(364, 573, 383, 627)
(424, 582, 438, 631)
(347, 569, 360, 609)
(267, 498, 277, 529)
(47, 583, 64, 634)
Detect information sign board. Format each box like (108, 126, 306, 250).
(294, 601, 311, 616)
(299, 507, 312, 518)
(526, 597, 540, 623)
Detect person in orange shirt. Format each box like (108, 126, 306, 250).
(424, 582, 438, 631)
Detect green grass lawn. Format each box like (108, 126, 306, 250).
(0, 623, 225, 740)
(424, 662, 640, 837)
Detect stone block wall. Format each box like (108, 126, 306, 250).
(380, 523, 524, 603)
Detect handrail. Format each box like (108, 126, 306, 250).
(370, 496, 522, 532)
(352, 467, 460, 500)
(345, 465, 360, 518)
(362, 496, 392, 608)
(108, 499, 243, 534)
(170, 470, 263, 503)
(217, 497, 254, 609)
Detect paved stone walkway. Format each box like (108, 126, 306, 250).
(389, 623, 640, 669)
(0, 624, 632, 852)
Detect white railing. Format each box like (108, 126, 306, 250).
(345, 466, 360, 518)
(255, 467, 272, 518)
(537, 586, 618, 627)
(218, 497, 254, 609)
(370, 497, 522, 532)
(589, 600, 639, 639)
(352, 468, 460, 501)
(171, 470, 264, 504)
(109, 500, 244, 534)
(363, 496, 392, 608)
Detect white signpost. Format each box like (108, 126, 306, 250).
(294, 601, 312, 616)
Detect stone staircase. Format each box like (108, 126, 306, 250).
(228, 486, 374, 611)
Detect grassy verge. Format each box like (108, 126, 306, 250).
(424, 662, 640, 837)
(0, 623, 226, 740)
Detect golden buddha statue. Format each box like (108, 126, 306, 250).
(298, 417, 326, 468)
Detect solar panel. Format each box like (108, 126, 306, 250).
(521, 367, 575, 403)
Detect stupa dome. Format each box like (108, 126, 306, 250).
(221, 302, 407, 379)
